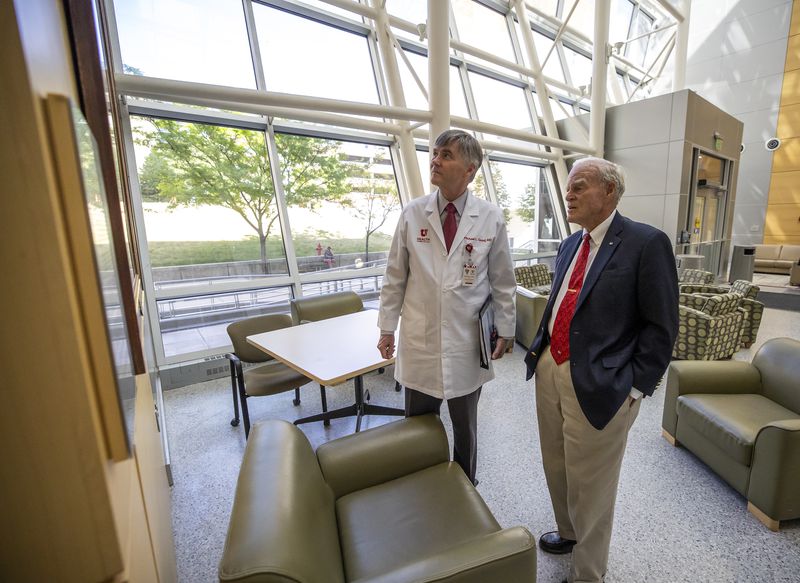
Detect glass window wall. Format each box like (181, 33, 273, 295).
(111, 0, 679, 363)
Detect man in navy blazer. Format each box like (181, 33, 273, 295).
(524, 158, 678, 583)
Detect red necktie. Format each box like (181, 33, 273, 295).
(443, 203, 457, 252)
(550, 233, 591, 365)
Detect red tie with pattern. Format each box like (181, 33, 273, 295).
(550, 233, 591, 365)
(443, 203, 457, 252)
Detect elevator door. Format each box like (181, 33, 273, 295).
(688, 151, 729, 274)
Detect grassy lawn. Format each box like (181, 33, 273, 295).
(147, 233, 392, 267)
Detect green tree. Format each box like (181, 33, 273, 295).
(347, 156, 400, 263)
(517, 183, 537, 223)
(473, 162, 511, 223)
(138, 120, 350, 271)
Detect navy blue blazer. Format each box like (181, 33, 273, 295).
(524, 212, 679, 430)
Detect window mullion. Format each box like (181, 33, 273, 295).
(264, 124, 302, 298)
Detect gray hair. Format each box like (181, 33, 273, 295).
(572, 157, 626, 201)
(434, 129, 483, 181)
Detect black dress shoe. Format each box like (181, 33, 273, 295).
(539, 531, 577, 554)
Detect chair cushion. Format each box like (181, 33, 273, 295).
(530, 284, 552, 295)
(701, 293, 740, 317)
(729, 280, 759, 299)
(336, 463, 500, 582)
(676, 394, 800, 465)
(244, 361, 309, 397)
(754, 245, 781, 260)
(778, 244, 800, 262)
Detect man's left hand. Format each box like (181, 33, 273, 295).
(491, 338, 509, 360)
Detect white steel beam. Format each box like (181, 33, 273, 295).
(514, 0, 570, 193)
(673, 0, 690, 90)
(428, 0, 450, 149)
(371, 0, 424, 200)
(116, 74, 433, 123)
(590, 0, 611, 157)
(450, 114, 593, 155)
(540, 0, 582, 68)
(652, 0, 685, 22)
(626, 32, 676, 103)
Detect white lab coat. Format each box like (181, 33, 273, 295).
(378, 190, 516, 400)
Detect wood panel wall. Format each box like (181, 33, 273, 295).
(766, 0, 800, 244)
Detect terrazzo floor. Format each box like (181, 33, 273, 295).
(164, 306, 800, 583)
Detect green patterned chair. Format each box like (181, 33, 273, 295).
(677, 280, 764, 348)
(514, 265, 553, 347)
(678, 268, 714, 292)
(672, 292, 744, 360)
(514, 264, 553, 295)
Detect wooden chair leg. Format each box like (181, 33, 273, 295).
(748, 502, 780, 531)
(319, 385, 330, 427)
(662, 429, 679, 447)
(293, 387, 301, 406)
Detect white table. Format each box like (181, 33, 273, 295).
(247, 310, 403, 431)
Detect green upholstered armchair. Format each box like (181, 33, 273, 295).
(514, 265, 552, 348)
(676, 280, 764, 348)
(219, 414, 537, 582)
(678, 268, 714, 287)
(672, 292, 744, 360)
(290, 290, 364, 325)
(662, 338, 800, 530)
(225, 314, 312, 438)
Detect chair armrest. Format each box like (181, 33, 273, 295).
(662, 361, 761, 436)
(358, 527, 537, 583)
(317, 414, 449, 498)
(515, 288, 548, 348)
(224, 352, 243, 380)
(515, 285, 538, 299)
(749, 420, 800, 521)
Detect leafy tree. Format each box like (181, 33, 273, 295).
(346, 155, 400, 263)
(517, 183, 537, 223)
(137, 119, 350, 272)
(473, 162, 511, 223)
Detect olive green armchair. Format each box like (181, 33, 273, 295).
(663, 337, 800, 530)
(219, 414, 537, 582)
(514, 265, 552, 348)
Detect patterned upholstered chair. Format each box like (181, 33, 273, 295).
(514, 265, 553, 348)
(514, 264, 553, 295)
(672, 292, 744, 360)
(678, 268, 714, 292)
(677, 280, 764, 348)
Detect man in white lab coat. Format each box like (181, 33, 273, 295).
(377, 130, 516, 485)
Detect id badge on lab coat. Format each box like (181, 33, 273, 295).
(462, 262, 477, 285)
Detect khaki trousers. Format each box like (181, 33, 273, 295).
(535, 348, 640, 583)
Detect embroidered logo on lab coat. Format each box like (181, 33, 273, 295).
(417, 228, 430, 243)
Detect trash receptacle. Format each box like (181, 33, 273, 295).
(729, 245, 755, 283)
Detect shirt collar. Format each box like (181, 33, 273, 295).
(583, 209, 617, 247)
(437, 189, 469, 217)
